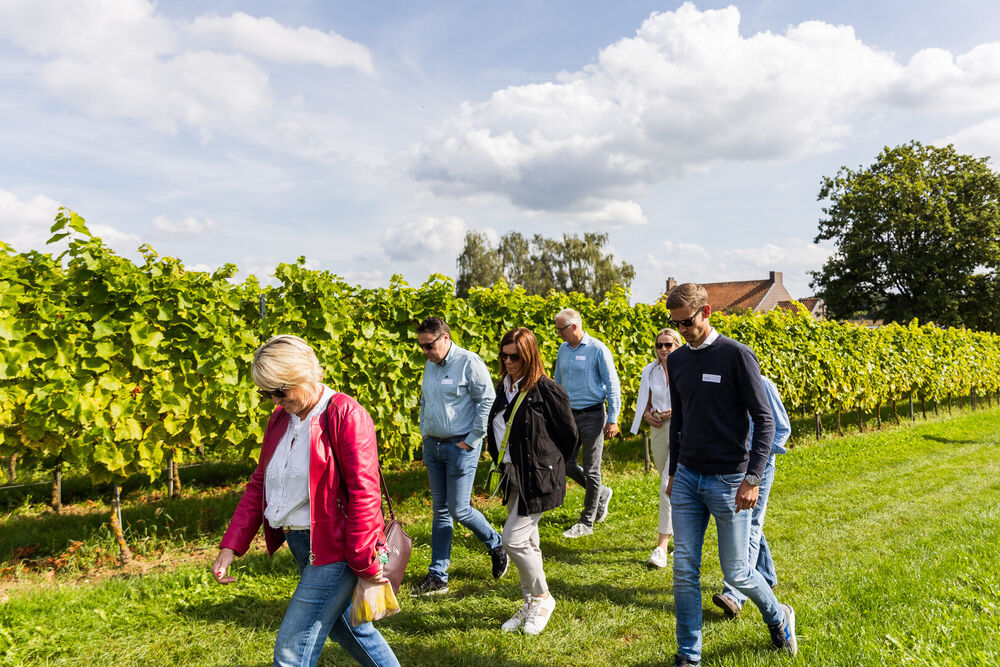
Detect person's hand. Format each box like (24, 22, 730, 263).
(604, 422, 619, 439)
(734, 480, 759, 513)
(212, 548, 237, 585)
(660, 408, 672, 421)
(665, 475, 673, 498)
(456, 440, 473, 450)
(363, 565, 390, 585)
(644, 410, 663, 428)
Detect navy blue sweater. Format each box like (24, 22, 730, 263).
(668, 334, 775, 478)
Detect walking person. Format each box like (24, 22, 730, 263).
(553, 308, 622, 538)
(712, 374, 791, 618)
(628, 328, 683, 568)
(487, 328, 578, 635)
(212, 335, 399, 667)
(413, 317, 507, 595)
(664, 283, 797, 665)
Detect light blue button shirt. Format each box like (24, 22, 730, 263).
(752, 375, 791, 465)
(553, 332, 622, 423)
(419, 342, 496, 450)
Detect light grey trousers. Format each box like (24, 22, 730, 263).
(649, 421, 673, 536)
(502, 489, 548, 598)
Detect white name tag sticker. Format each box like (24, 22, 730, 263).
(441, 378, 455, 385)
(702, 373, 722, 383)
(575, 355, 586, 361)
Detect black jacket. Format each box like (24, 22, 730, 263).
(486, 376, 578, 515)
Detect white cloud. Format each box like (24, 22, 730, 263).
(643, 237, 835, 301)
(891, 44, 1000, 113)
(572, 200, 647, 226)
(380, 216, 467, 261)
(152, 215, 218, 235)
(937, 117, 1000, 163)
(188, 12, 374, 74)
(411, 3, 903, 217)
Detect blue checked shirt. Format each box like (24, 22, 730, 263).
(553, 332, 622, 423)
(419, 342, 496, 450)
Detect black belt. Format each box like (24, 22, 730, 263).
(572, 403, 604, 415)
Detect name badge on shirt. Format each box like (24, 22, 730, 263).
(702, 373, 721, 383)
(441, 378, 455, 385)
(575, 355, 586, 361)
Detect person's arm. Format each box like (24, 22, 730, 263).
(738, 350, 775, 479)
(461, 357, 496, 450)
(763, 377, 791, 452)
(542, 380, 579, 461)
(598, 343, 622, 427)
(667, 361, 683, 479)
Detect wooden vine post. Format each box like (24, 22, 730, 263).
(643, 432, 651, 474)
(110, 483, 133, 566)
(909, 393, 915, 421)
(50, 458, 62, 513)
(814, 411, 823, 439)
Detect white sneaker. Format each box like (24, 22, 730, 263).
(562, 523, 593, 538)
(501, 599, 531, 632)
(522, 594, 556, 635)
(595, 486, 613, 523)
(647, 546, 669, 569)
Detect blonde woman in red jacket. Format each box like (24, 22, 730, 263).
(212, 335, 399, 667)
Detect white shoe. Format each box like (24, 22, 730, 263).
(595, 486, 613, 523)
(562, 523, 593, 538)
(522, 594, 556, 635)
(647, 546, 669, 569)
(501, 598, 531, 632)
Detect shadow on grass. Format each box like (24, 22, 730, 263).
(922, 435, 978, 445)
(394, 645, 547, 667)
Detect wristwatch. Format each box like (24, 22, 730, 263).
(743, 474, 761, 487)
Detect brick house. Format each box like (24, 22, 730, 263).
(662, 272, 825, 320)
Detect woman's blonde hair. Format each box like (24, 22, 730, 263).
(252, 335, 323, 390)
(654, 328, 683, 361)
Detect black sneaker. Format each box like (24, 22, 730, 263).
(490, 545, 509, 579)
(673, 654, 700, 666)
(412, 573, 449, 596)
(767, 603, 798, 655)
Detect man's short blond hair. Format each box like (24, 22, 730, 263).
(555, 308, 582, 326)
(665, 283, 708, 312)
(252, 335, 323, 390)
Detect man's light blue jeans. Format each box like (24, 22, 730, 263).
(722, 457, 778, 606)
(671, 464, 784, 662)
(423, 436, 502, 582)
(275, 530, 399, 667)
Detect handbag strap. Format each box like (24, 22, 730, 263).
(378, 464, 396, 521)
(494, 390, 528, 467)
(321, 397, 395, 521)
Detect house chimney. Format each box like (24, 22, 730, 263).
(769, 271, 782, 284)
(666, 277, 677, 293)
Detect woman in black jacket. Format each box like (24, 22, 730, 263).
(487, 327, 578, 635)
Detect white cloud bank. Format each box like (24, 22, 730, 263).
(380, 216, 467, 262)
(153, 215, 218, 235)
(412, 2, 1000, 222)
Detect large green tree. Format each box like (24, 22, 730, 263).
(455, 231, 635, 302)
(811, 141, 1000, 329)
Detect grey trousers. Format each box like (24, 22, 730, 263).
(502, 490, 548, 598)
(565, 408, 605, 527)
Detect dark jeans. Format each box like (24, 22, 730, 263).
(565, 408, 605, 527)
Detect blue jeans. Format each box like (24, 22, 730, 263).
(722, 458, 778, 606)
(671, 464, 783, 662)
(423, 436, 502, 582)
(275, 531, 399, 667)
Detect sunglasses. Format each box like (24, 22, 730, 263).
(556, 323, 573, 332)
(257, 385, 287, 400)
(499, 352, 521, 362)
(656, 342, 677, 350)
(418, 332, 445, 351)
(669, 306, 706, 329)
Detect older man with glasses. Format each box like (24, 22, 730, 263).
(412, 316, 507, 596)
(553, 308, 622, 539)
(664, 283, 797, 665)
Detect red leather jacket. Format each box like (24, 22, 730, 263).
(220, 392, 384, 578)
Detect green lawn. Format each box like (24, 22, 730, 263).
(2, 409, 999, 666)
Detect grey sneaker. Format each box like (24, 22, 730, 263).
(767, 603, 797, 655)
(673, 655, 700, 666)
(712, 592, 741, 619)
(522, 594, 556, 635)
(595, 486, 613, 523)
(562, 523, 593, 538)
(412, 573, 449, 596)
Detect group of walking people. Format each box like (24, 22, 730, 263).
(211, 282, 798, 666)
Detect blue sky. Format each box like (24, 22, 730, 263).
(2, 0, 1000, 302)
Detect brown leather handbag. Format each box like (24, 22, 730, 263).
(378, 466, 412, 595)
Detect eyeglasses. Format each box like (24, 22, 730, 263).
(669, 306, 706, 329)
(500, 352, 521, 362)
(656, 342, 677, 350)
(418, 332, 445, 351)
(556, 323, 573, 332)
(257, 385, 287, 400)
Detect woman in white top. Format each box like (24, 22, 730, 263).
(629, 327, 683, 569)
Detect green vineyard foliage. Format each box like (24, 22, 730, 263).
(2, 209, 1000, 483)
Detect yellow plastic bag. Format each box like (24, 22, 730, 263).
(350, 579, 401, 627)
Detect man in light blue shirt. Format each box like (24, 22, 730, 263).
(413, 317, 506, 595)
(553, 308, 622, 538)
(712, 374, 791, 619)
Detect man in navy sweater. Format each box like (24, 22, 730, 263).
(664, 283, 797, 665)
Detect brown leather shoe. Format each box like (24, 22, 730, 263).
(712, 592, 740, 619)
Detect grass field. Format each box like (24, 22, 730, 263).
(2, 407, 999, 666)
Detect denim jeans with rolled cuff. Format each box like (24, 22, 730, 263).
(722, 457, 778, 606)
